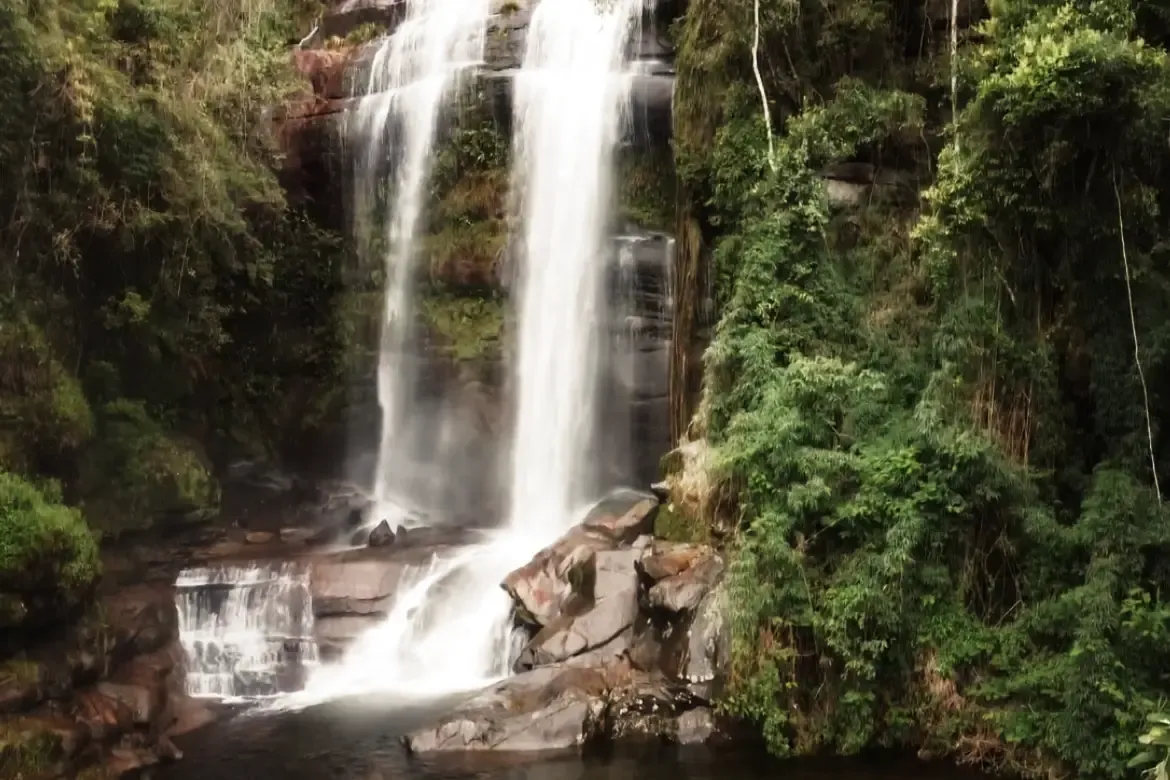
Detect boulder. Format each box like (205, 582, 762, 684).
(676, 707, 716, 745)
(502, 541, 599, 628)
(368, 520, 395, 548)
(646, 551, 724, 615)
(676, 586, 730, 702)
(581, 497, 659, 544)
(403, 666, 615, 753)
(637, 541, 706, 581)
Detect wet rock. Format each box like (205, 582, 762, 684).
(606, 674, 698, 743)
(368, 520, 395, 548)
(279, 527, 316, 544)
(676, 707, 716, 745)
(313, 615, 381, 658)
(503, 543, 597, 628)
(96, 683, 158, 727)
(403, 666, 614, 753)
(165, 694, 216, 737)
(106, 745, 161, 778)
(75, 686, 136, 742)
(650, 481, 670, 502)
(676, 586, 730, 702)
(156, 734, 183, 761)
(310, 556, 410, 616)
(581, 497, 659, 544)
(646, 552, 724, 615)
(245, 531, 276, 545)
(638, 542, 706, 582)
(516, 548, 643, 668)
(350, 528, 371, 546)
(104, 585, 179, 662)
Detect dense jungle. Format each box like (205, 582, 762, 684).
(3, 0, 1170, 777)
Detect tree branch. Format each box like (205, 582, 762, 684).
(1114, 167, 1161, 503)
(752, 0, 776, 172)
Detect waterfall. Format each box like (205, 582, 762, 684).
(270, 0, 650, 708)
(176, 564, 318, 699)
(507, 0, 648, 540)
(352, 0, 488, 530)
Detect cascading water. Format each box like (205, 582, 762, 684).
(507, 0, 649, 541)
(276, 0, 651, 708)
(176, 563, 318, 699)
(352, 0, 489, 530)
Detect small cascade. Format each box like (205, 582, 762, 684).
(283, 538, 522, 706)
(350, 0, 489, 530)
(176, 564, 318, 699)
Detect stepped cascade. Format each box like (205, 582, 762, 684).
(176, 563, 319, 699)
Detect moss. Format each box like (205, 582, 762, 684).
(79, 400, 219, 535)
(0, 471, 99, 608)
(0, 659, 40, 687)
(422, 220, 508, 290)
(653, 502, 710, 544)
(0, 719, 64, 777)
(0, 319, 94, 472)
(616, 148, 676, 232)
(420, 294, 505, 362)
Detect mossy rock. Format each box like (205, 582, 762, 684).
(419, 294, 505, 362)
(422, 220, 507, 290)
(0, 319, 94, 473)
(79, 400, 219, 535)
(0, 716, 70, 777)
(616, 147, 675, 232)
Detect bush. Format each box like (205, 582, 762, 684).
(0, 471, 99, 613)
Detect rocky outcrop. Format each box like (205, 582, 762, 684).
(0, 583, 215, 778)
(405, 493, 734, 755)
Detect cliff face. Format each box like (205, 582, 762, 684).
(275, 0, 681, 516)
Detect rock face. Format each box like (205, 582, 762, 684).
(405, 493, 733, 755)
(0, 583, 215, 778)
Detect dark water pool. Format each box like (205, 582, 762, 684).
(158, 694, 982, 780)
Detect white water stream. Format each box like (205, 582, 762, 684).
(177, 564, 318, 699)
(353, 0, 489, 529)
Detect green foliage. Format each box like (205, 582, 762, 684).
(676, 0, 1170, 776)
(0, 471, 99, 612)
(0, 317, 94, 473)
(1133, 713, 1170, 780)
(616, 148, 675, 232)
(79, 400, 218, 534)
(0, 0, 347, 511)
(420, 294, 504, 362)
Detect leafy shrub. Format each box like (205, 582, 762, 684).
(0, 471, 99, 612)
(80, 400, 219, 534)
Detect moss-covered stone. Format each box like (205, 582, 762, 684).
(616, 147, 676, 232)
(423, 220, 508, 290)
(420, 294, 505, 362)
(0, 717, 67, 777)
(79, 400, 219, 535)
(0, 319, 94, 473)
